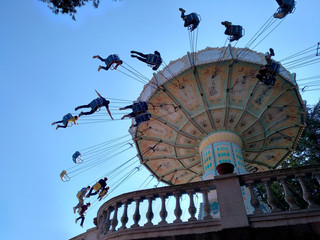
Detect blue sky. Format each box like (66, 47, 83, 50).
(0, 0, 319, 239)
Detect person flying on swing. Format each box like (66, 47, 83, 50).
(75, 90, 114, 119)
(73, 186, 90, 214)
(51, 113, 79, 130)
(179, 8, 200, 32)
(131, 50, 162, 71)
(93, 54, 123, 71)
(75, 202, 91, 228)
(273, 0, 296, 19)
(221, 21, 244, 42)
(120, 101, 148, 120)
(256, 48, 278, 86)
(86, 177, 108, 198)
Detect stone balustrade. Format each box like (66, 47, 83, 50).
(94, 164, 320, 240)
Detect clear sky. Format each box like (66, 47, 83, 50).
(0, 0, 319, 239)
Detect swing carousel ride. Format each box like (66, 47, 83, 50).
(58, 0, 320, 206)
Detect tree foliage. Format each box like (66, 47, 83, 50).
(281, 100, 320, 168)
(39, 0, 101, 20)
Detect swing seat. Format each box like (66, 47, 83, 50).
(146, 54, 162, 66)
(262, 76, 276, 86)
(72, 151, 83, 164)
(135, 113, 151, 126)
(282, 0, 295, 12)
(267, 61, 280, 75)
(93, 182, 102, 191)
(99, 189, 108, 198)
(186, 13, 199, 25)
(105, 54, 122, 69)
(228, 25, 243, 37)
(60, 170, 70, 182)
(90, 98, 104, 109)
(62, 113, 73, 126)
(132, 102, 148, 114)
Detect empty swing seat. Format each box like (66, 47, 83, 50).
(72, 151, 82, 164)
(60, 170, 70, 182)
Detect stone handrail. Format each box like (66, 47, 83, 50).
(239, 164, 320, 213)
(96, 164, 320, 240)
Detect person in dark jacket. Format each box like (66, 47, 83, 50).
(75, 203, 91, 228)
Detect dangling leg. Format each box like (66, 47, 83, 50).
(130, 51, 148, 58)
(80, 215, 85, 227)
(52, 120, 63, 126)
(79, 106, 98, 117)
(98, 66, 109, 71)
(179, 8, 186, 19)
(93, 55, 105, 62)
(119, 104, 133, 110)
(75, 104, 90, 111)
(132, 56, 148, 64)
(56, 124, 68, 130)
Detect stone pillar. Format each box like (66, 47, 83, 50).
(199, 131, 253, 216)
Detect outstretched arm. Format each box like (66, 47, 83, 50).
(106, 106, 114, 120)
(95, 89, 102, 98)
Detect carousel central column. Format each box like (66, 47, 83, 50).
(198, 131, 253, 217)
(199, 131, 246, 179)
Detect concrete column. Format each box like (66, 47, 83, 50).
(215, 173, 249, 229)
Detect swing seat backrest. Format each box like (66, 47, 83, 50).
(132, 102, 148, 114)
(229, 25, 243, 36)
(135, 113, 151, 125)
(186, 13, 199, 25)
(60, 170, 70, 182)
(90, 98, 104, 109)
(146, 54, 162, 66)
(93, 182, 102, 191)
(62, 113, 73, 125)
(282, 0, 295, 11)
(99, 189, 107, 198)
(268, 61, 280, 75)
(106, 54, 121, 66)
(72, 151, 82, 164)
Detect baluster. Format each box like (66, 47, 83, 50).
(314, 173, 320, 186)
(262, 179, 280, 212)
(145, 196, 154, 226)
(131, 198, 141, 228)
(98, 211, 106, 235)
(103, 207, 111, 234)
(173, 192, 182, 223)
(111, 203, 119, 232)
(247, 181, 262, 214)
(278, 177, 299, 211)
(202, 187, 213, 220)
(158, 194, 168, 225)
(119, 200, 128, 230)
(297, 174, 319, 209)
(187, 190, 197, 221)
